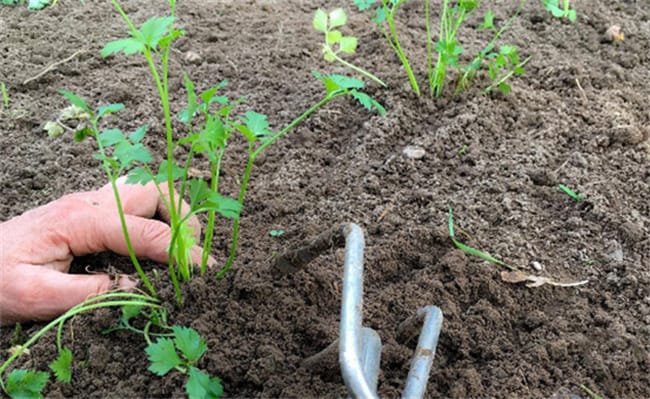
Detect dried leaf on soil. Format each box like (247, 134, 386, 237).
(500, 271, 589, 288)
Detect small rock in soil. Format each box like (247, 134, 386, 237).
(184, 50, 202, 65)
(604, 239, 624, 263)
(609, 125, 645, 145)
(402, 145, 426, 159)
(604, 25, 625, 43)
(532, 261, 543, 271)
(619, 220, 644, 242)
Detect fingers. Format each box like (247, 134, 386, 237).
(0, 266, 137, 326)
(70, 213, 214, 267)
(99, 178, 201, 239)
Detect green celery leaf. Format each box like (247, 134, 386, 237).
(186, 367, 223, 399)
(350, 90, 386, 115)
(98, 128, 126, 147)
(121, 304, 143, 321)
(27, 0, 49, 10)
(49, 348, 72, 383)
(353, 0, 376, 11)
(173, 326, 207, 364)
(313, 9, 328, 32)
(129, 125, 148, 143)
(155, 160, 185, 183)
(114, 142, 153, 166)
(372, 7, 386, 23)
(188, 178, 210, 212)
(202, 192, 242, 219)
(96, 103, 125, 119)
(338, 36, 357, 54)
(326, 30, 343, 45)
(5, 369, 49, 399)
(145, 338, 182, 376)
(329, 8, 347, 29)
(139, 16, 175, 49)
(241, 111, 273, 139)
(127, 166, 154, 185)
(59, 90, 90, 112)
(101, 38, 144, 57)
(478, 10, 494, 30)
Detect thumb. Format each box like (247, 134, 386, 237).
(1, 266, 137, 325)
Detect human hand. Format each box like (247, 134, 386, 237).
(0, 179, 209, 326)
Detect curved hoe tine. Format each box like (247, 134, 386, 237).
(401, 306, 444, 399)
(339, 223, 379, 399)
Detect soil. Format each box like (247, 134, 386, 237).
(1, 0, 649, 398)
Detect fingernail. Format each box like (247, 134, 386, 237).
(118, 275, 139, 290)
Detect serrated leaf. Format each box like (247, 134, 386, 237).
(49, 348, 72, 383)
(126, 166, 154, 185)
(338, 36, 357, 54)
(96, 103, 125, 119)
(98, 128, 126, 147)
(114, 142, 152, 166)
(59, 90, 90, 112)
(202, 193, 242, 219)
(241, 111, 273, 139)
(101, 38, 144, 58)
(188, 178, 210, 212)
(186, 367, 224, 399)
(129, 125, 148, 143)
(329, 8, 347, 29)
(350, 90, 386, 115)
(155, 160, 185, 183)
(145, 338, 182, 376)
(139, 16, 175, 49)
(158, 28, 185, 49)
(313, 8, 328, 32)
(173, 326, 207, 364)
(5, 369, 49, 399)
(372, 7, 387, 23)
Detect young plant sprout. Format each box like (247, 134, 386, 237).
(426, 0, 528, 96)
(313, 8, 386, 87)
(53, 0, 385, 303)
(0, 293, 161, 399)
(353, 0, 421, 95)
(0, 82, 8, 108)
(559, 184, 584, 202)
(542, 0, 576, 22)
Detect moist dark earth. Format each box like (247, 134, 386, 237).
(1, 0, 649, 398)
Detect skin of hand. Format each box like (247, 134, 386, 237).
(0, 178, 211, 326)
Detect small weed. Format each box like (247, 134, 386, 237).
(457, 144, 469, 155)
(559, 183, 583, 202)
(448, 207, 516, 271)
(269, 229, 285, 237)
(1, 82, 8, 108)
(542, 0, 576, 22)
(313, 8, 386, 87)
(579, 384, 603, 399)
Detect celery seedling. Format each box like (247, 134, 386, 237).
(55, 90, 157, 297)
(0, 293, 161, 399)
(353, 0, 420, 95)
(542, 0, 576, 22)
(146, 326, 223, 399)
(428, 0, 477, 97)
(313, 8, 386, 87)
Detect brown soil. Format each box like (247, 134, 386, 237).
(1, 0, 649, 398)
